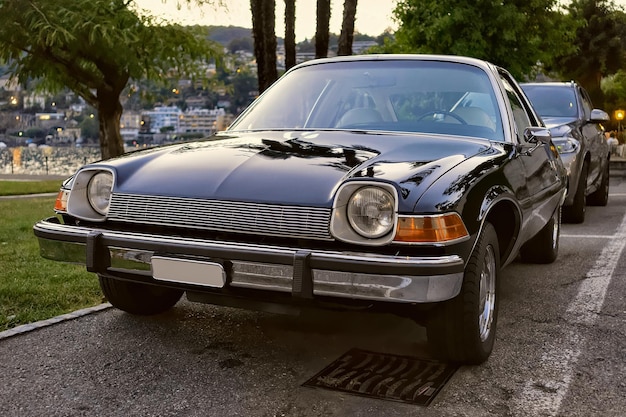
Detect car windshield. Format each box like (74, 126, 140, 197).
(522, 85, 578, 118)
(229, 60, 505, 141)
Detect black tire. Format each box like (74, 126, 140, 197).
(587, 161, 609, 206)
(519, 206, 560, 264)
(426, 222, 500, 364)
(98, 274, 183, 315)
(563, 163, 588, 223)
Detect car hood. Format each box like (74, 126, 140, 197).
(540, 116, 577, 130)
(99, 130, 491, 209)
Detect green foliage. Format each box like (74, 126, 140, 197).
(0, 0, 222, 158)
(380, 0, 577, 79)
(550, 0, 626, 107)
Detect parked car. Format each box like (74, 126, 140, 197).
(521, 81, 610, 223)
(34, 55, 567, 364)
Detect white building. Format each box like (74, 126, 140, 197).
(179, 108, 227, 134)
(142, 105, 182, 133)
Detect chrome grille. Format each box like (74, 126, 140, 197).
(107, 193, 333, 240)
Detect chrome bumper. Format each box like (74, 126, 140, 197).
(34, 218, 465, 303)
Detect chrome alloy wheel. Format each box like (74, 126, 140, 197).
(478, 245, 497, 342)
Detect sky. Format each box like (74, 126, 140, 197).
(133, 0, 399, 42)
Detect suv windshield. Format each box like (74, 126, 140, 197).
(229, 60, 505, 141)
(521, 85, 578, 118)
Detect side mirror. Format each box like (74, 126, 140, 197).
(524, 126, 552, 144)
(590, 109, 610, 123)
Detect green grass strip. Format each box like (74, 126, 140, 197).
(0, 196, 103, 331)
(0, 180, 65, 196)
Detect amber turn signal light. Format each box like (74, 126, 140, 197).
(54, 190, 69, 212)
(394, 213, 469, 243)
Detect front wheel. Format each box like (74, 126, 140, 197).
(587, 161, 609, 206)
(99, 274, 183, 315)
(563, 163, 588, 223)
(425, 222, 500, 364)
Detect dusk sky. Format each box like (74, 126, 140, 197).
(133, 0, 399, 41)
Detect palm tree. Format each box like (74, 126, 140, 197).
(251, 0, 278, 92)
(284, 0, 296, 70)
(337, 0, 358, 56)
(315, 0, 331, 58)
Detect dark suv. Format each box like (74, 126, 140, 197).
(522, 81, 611, 223)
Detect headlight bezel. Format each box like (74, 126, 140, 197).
(65, 167, 115, 222)
(331, 181, 399, 245)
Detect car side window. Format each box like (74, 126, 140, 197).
(499, 74, 532, 142)
(579, 87, 593, 120)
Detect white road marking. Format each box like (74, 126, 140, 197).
(560, 234, 613, 239)
(513, 212, 626, 416)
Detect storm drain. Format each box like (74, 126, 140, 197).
(303, 348, 457, 406)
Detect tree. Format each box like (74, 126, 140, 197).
(0, 0, 221, 159)
(550, 0, 626, 108)
(315, 0, 331, 58)
(250, 0, 278, 92)
(337, 0, 358, 56)
(284, 0, 296, 70)
(380, 0, 576, 79)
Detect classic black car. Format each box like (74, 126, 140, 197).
(34, 55, 567, 364)
(521, 81, 610, 223)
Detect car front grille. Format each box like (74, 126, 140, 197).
(107, 193, 333, 240)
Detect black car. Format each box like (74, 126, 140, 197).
(521, 81, 610, 223)
(34, 55, 567, 364)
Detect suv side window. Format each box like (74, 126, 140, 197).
(499, 73, 532, 142)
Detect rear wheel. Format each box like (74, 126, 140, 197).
(563, 163, 587, 223)
(426, 222, 499, 364)
(519, 206, 560, 264)
(587, 161, 609, 206)
(99, 274, 183, 315)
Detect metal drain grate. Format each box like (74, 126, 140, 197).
(303, 348, 457, 406)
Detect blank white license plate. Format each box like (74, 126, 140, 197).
(151, 256, 226, 288)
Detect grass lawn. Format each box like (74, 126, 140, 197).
(0, 195, 103, 331)
(0, 180, 66, 196)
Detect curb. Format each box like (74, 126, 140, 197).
(0, 303, 112, 341)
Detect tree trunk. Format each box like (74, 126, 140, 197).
(251, 0, 278, 92)
(284, 0, 296, 70)
(97, 89, 124, 159)
(315, 0, 331, 58)
(337, 0, 358, 56)
(261, 0, 278, 91)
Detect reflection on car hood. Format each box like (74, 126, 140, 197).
(540, 116, 578, 129)
(99, 130, 491, 209)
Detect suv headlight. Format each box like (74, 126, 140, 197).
(553, 137, 579, 154)
(347, 187, 394, 238)
(87, 171, 113, 215)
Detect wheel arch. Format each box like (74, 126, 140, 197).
(479, 193, 521, 267)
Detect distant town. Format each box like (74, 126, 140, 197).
(0, 25, 382, 151)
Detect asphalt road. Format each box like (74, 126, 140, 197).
(1, 177, 625, 417)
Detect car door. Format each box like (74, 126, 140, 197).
(498, 71, 563, 239)
(578, 86, 605, 187)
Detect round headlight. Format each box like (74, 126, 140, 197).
(347, 187, 395, 238)
(87, 171, 113, 215)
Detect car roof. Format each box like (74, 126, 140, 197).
(521, 81, 578, 89)
(290, 54, 499, 73)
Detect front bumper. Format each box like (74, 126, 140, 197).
(33, 217, 465, 304)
